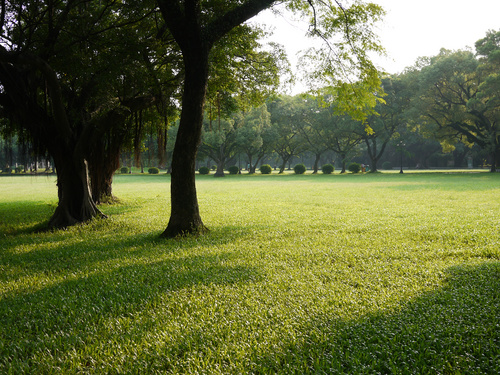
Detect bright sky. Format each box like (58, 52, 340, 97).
(252, 0, 500, 94)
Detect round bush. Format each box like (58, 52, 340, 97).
(228, 165, 239, 175)
(120, 166, 129, 174)
(3, 167, 12, 174)
(294, 163, 306, 174)
(348, 162, 361, 173)
(199, 166, 210, 175)
(260, 164, 272, 174)
(15, 166, 24, 173)
(322, 164, 335, 174)
(148, 167, 160, 174)
(382, 161, 393, 170)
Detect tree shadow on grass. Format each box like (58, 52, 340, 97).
(0, 249, 263, 372)
(251, 262, 500, 374)
(0, 201, 55, 235)
(0, 197, 144, 236)
(0, 222, 257, 284)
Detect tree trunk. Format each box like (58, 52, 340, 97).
(214, 163, 225, 177)
(340, 153, 347, 173)
(48, 149, 105, 229)
(162, 49, 209, 237)
(490, 148, 498, 172)
(88, 150, 119, 204)
(279, 159, 287, 174)
(312, 153, 321, 174)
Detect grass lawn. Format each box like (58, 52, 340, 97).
(0, 171, 499, 374)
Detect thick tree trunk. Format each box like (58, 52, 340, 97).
(48, 149, 106, 229)
(162, 50, 209, 237)
(369, 155, 379, 173)
(88, 140, 121, 204)
(88, 158, 116, 204)
(214, 163, 225, 177)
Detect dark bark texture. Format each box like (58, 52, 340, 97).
(158, 0, 276, 237)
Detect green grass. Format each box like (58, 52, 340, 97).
(1, 172, 499, 374)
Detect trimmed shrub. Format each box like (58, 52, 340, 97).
(199, 166, 210, 175)
(120, 167, 129, 174)
(322, 164, 335, 174)
(348, 162, 361, 173)
(148, 167, 160, 174)
(15, 166, 24, 174)
(228, 165, 239, 175)
(3, 167, 12, 174)
(382, 161, 393, 170)
(294, 163, 306, 174)
(260, 164, 272, 174)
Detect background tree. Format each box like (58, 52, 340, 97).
(324, 114, 363, 173)
(357, 76, 411, 172)
(416, 46, 499, 172)
(235, 104, 274, 174)
(267, 95, 308, 173)
(199, 117, 238, 177)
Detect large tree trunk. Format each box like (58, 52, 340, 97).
(157, 0, 277, 237)
(214, 162, 225, 177)
(162, 49, 209, 237)
(87, 109, 130, 204)
(48, 149, 106, 229)
(88, 150, 119, 204)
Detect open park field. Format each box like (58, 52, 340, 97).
(1, 172, 499, 374)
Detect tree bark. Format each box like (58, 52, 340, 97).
(312, 152, 321, 174)
(48, 148, 106, 229)
(157, 0, 277, 237)
(88, 146, 120, 204)
(162, 48, 209, 237)
(214, 162, 226, 177)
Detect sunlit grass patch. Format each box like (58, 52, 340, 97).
(1, 172, 499, 373)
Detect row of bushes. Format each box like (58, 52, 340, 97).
(1, 166, 24, 174)
(119, 167, 160, 174)
(119, 162, 371, 176)
(1, 166, 54, 174)
(198, 163, 366, 175)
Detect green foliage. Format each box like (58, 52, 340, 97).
(120, 167, 129, 174)
(322, 164, 334, 174)
(227, 165, 239, 175)
(415, 43, 500, 170)
(348, 162, 361, 173)
(294, 163, 307, 174)
(2, 167, 11, 174)
(148, 167, 160, 174)
(198, 166, 210, 175)
(297, 2, 386, 121)
(382, 161, 393, 170)
(14, 166, 24, 173)
(1, 173, 499, 373)
(259, 164, 272, 174)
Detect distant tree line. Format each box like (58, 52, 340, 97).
(3, 30, 498, 177)
(112, 30, 499, 176)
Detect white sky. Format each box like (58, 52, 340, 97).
(251, 0, 500, 94)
